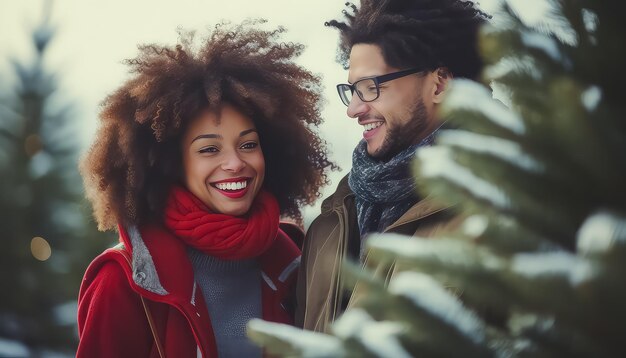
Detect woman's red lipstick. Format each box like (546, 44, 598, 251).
(210, 177, 251, 199)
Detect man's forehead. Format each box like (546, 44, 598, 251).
(347, 44, 394, 82)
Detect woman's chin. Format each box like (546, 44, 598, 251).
(215, 202, 253, 217)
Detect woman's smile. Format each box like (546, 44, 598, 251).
(210, 177, 252, 199)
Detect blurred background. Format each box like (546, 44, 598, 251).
(0, 0, 504, 356)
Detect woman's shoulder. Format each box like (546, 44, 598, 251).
(76, 246, 153, 355)
(80, 244, 135, 297)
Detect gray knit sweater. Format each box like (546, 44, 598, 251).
(187, 247, 262, 357)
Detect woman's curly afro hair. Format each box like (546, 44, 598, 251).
(326, 0, 491, 79)
(81, 20, 335, 231)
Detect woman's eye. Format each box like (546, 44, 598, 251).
(240, 142, 258, 150)
(198, 146, 218, 154)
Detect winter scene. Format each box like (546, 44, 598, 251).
(1, 0, 624, 357)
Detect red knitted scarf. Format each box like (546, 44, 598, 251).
(163, 186, 279, 260)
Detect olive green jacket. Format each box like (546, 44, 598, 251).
(295, 175, 463, 332)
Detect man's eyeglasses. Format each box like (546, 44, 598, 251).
(336, 68, 424, 106)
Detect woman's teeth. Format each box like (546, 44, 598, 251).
(363, 122, 383, 132)
(215, 181, 247, 191)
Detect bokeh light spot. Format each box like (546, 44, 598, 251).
(31, 236, 52, 261)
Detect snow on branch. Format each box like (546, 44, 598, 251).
(247, 319, 344, 358)
(389, 272, 486, 344)
(367, 233, 505, 271)
(510, 252, 596, 286)
(332, 309, 412, 358)
(581, 86, 601, 112)
(462, 215, 490, 237)
(577, 210, 626, 255)
(418, 146, 510, 209)
(443, 79, 526, 135)
(520, 31, 563, 62)
(438, 130, 544, 173)
(485, 55, 544, 81)
(506, 0, 577, 45)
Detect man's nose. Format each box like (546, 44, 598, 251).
(346, 93, 368, 119)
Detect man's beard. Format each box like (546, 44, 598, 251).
(371, 99, 428, 162)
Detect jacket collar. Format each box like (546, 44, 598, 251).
(118, 224, 194, 302)
(321, 174, 355, 213)
(323, 174, 454, 231)
(384, 195, 452, 232)
(117, 223, 301, 302)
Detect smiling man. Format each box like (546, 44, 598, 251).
(296, 0, 491, 332)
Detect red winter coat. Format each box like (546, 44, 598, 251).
(77, 223, 301, 357)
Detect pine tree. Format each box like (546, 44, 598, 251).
(247, 1, 626, 357)
(0, 5, 113, 354)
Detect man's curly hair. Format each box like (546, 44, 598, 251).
(81, 20, 335, 231)
(326, 0, 491, 79)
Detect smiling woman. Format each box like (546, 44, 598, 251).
(76, 20, 334, 358)
(182, 106, 266, 216)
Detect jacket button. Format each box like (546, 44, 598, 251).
(135, 271, 146, 282)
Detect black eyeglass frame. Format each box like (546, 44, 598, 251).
(336, 68, 424, 106)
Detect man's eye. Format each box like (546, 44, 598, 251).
(199, 146, 218, 154)
(241, 142, 258, 150)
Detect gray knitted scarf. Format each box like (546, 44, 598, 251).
(348, 130, 438, 237)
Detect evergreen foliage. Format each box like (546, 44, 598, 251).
(247, 1, 626, 357)
(0, 9, 113, 354)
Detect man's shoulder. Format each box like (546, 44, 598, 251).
(306, 173, 358, 244)
(319, 174, 354, 214)
(387, 196, 463, 236)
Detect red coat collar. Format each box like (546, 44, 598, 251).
(116, 223, 300, 301)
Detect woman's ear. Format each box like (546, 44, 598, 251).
(433, 67, 452, 104)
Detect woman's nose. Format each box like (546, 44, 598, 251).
(221, 151, 246, 172)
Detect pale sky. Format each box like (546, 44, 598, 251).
(0, 0, 503, 225)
